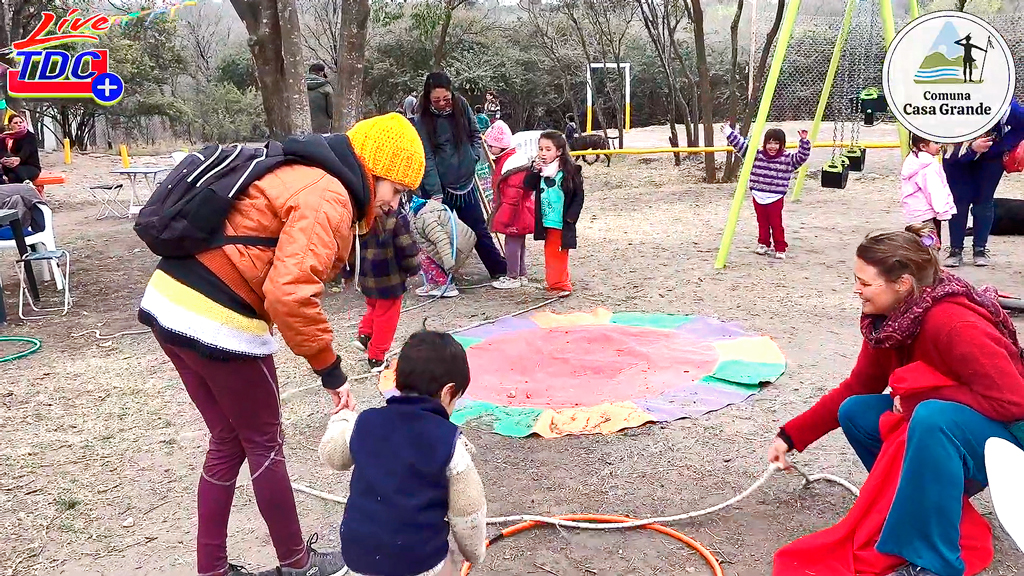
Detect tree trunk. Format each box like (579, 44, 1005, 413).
(689, 0, 716, 182)
(230, 0, 311, 139)
(724, 0, 744, 180)
(739, 0, 784, 138)
(335, 0, 370, 131)
(637, 0, 681, 164)
(432, 8, 454, 70)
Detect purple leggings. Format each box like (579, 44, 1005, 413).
(158, 337, 306, 575)
(504, 235, 528, 279)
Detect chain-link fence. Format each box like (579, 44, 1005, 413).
(750, 2, 1024, 125)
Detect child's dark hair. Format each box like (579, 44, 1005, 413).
(910, 133, 933, 156)
(474, 105, 483, 114)
(565, 113, 576, 122)
(763, 128, 786, 150)
(395, 330, 470, 399)
(539, 130, 575, 175)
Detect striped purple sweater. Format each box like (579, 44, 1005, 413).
(725, 127, 811, 197)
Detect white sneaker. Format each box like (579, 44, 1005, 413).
(492, 276, 521, 290)
(424, 284, 459, 298)
(754, 244, 770, 255)
(415, 284, 436, 297)
(773, 251, 787, 260)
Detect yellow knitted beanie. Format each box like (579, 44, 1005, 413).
(347, 113, 426, 191)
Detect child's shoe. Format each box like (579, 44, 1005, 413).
(416, 284, 459, 298)
(973, 249, 991, 267)
(368, 358, 387, 373)
(277, 534, 347, 576)
(772, 251, 787, 260)
(492, 276, 520, 290)
(944, 248, 963, 268)
(754, 244, 770, 255)
(352, 334, 370, 351)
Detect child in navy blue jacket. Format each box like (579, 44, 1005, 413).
(319, 331, 487, 576)
(943, 98, 1024, 267)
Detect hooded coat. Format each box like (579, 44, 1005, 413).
(410, 197, 477, 272)
(306, 74, 334, 134)
(899, 151, 956, 224)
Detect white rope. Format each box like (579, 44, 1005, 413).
(291, 462, 859, 530)
(73, 328, 150, 339)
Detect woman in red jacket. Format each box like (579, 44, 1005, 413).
(767, 228, 1024, 576)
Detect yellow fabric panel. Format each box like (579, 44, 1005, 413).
(530, 308, 614, 328)
(532, 402, 654, 438)
(713, 336, 786, 364)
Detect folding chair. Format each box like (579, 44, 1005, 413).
(16, 249, 71, 319)
(87, 183, 127, 219)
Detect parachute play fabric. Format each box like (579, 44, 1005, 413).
(378, 309, 786, 438)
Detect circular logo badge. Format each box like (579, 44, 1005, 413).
(91, 72, 125, 105)
(883, 11, 1015, 143)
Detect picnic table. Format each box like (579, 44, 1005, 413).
(0, 208, 38, 324)
(112, 166, 173, 216)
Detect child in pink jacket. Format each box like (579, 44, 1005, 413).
(900, 133, 956, 248)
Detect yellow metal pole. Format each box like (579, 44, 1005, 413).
(909, 0, 919, 20)
(880, 0, 910, 157)
(120, 144, 130, 168)
(791, 0, 856, 202)
(715, 0, 804, 269)
(63, 138, 72, 165)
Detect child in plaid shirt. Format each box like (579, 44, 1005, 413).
(346, 205, 421, 372)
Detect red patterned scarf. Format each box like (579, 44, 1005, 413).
(861, 271, 1022, 359)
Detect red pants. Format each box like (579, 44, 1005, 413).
(753, 198, 787, 253)
(157, 336, 306, 575)
(544, 228, 572, 292)
(358, 297, 403, 361)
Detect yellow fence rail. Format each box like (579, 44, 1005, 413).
(568, 140, 902, 157)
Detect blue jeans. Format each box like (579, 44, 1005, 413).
(948, 161, 1001, 252)
(838, 395, 1022, 576)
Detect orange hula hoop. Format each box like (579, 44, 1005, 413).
(459, 514, 724, 576)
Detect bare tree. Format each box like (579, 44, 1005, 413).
(580, 0, 637, 150)
(686, 0, 717, 182)
(336, 0, 370, 130)
(432, 0, 473, 70)
(723, 0, 744, 179)
(298, 0, 340, 70)
(179, 2, 232, 75)
(637, 0, 685, 164)
(230, 0, 312, 138)
(738, 0, 784, 138)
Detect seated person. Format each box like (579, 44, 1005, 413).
(1, 114, 41, 185)
(319, 330, 487, 576)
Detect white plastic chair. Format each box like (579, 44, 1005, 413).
(986, 436, 1024, 552)
(511, 130, 543, 159)
(0, 204, 64, 290)
(170, 151, 188, 166)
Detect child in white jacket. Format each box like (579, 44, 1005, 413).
(319, 331, 487, 576)
(408, 196, 477, 298)
(901, 133, 956, 248)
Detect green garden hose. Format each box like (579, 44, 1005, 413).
(0, 336, 41, 362)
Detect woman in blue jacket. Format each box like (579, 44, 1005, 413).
(414, 72, 508, 280)
(943, 99, 1024, 267)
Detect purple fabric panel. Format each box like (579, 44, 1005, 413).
(673, 316, 750, 341)
(458, 316, 540, 340)
(634, 383, 755, 421)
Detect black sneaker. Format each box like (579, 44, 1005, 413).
(276, 534, 347, 576)
(368, 358, 386, 373)
(352, 334, 371, 351)
(943, 247, 963, 268)
(226, 563, 257, 576)
(973, 249, 991, 267)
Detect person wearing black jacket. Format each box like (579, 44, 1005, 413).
(1, 114, 41, 184)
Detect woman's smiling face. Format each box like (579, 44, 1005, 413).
(853, 257, 911, 316)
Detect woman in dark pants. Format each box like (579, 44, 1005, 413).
(1, 114, 41, 184)
(414, 72, 508, 280)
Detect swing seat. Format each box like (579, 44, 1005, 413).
(821, 157, 850, 189)
(842, 146, 867, 172)
(859, 88, 887, 126)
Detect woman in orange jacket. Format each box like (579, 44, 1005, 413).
(138, 113, 426, 576)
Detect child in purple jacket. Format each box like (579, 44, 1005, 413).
(722, 124, 811, 260)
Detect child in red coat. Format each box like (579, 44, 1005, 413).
(484, 121, 535, 289)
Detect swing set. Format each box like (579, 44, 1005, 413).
(715, 0, 921, 269)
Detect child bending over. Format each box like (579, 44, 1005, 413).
(319, 331, 487, 576)
(346, 206, 421, 372)
(722, 123, 810, 260)
(901, 133, 956, 249)
(409, 196, 477, 298)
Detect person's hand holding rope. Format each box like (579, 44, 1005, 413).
(767, 436, 792, 470)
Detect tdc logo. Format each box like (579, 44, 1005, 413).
(6, 10, 125, 106)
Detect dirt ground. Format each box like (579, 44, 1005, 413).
(1, 123, 1023, 576)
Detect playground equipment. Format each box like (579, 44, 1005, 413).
(585, 62, 631, 133)
(715, 0, 920, 269)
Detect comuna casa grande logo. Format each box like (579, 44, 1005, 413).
(883, 11, 1014, 143)
(6, 10, 125, 106)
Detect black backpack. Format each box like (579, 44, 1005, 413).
(134, 142, 290, 258)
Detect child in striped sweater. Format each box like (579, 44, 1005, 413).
(722, 124, 811, 260)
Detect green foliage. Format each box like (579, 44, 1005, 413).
(188, 82, 267, 143)
(215, 49, 259, 92)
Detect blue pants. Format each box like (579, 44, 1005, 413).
(948, 161, 1001, 252)
(838, 395, 1022, 576)
(445, 189, 507, 278)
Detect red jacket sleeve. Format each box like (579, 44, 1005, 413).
(782, 340, 895, 451)
(918, 319, 1024, 423)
